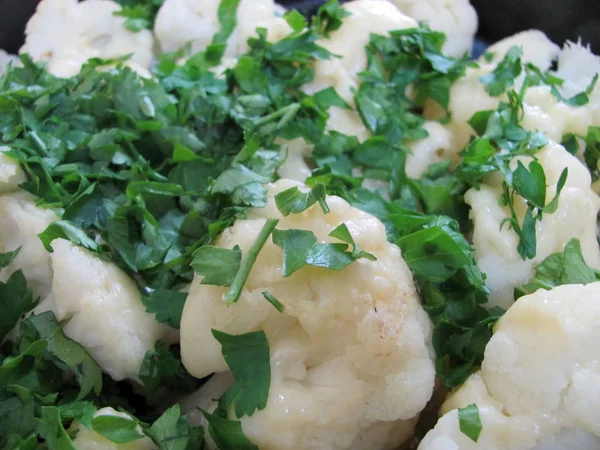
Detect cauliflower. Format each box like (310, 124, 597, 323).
(35, 239, 171, 381)
(305, 0, 417, 104)
(154, 0, 291, 58)
(0, 191, 57, 299)
(0, 147, 26, 194)
(0, 50, 17, 75)
(0, 175, 170, 380)
(70, 407, 156, 450)
(427, 31, 600, 156)
(405, 121, 454, 178)
(465, 142, 600, 308)
(20, 0, 153, 78)
(180, 179, 435, 450)
(277, 107, 369, 183)
(387, 0, 478, 58)
(418, 282, 600, 450)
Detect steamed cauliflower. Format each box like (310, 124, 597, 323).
(305, 0, 417, 103)
(387, 0, 478, 58)
(180, 179, 435, 450)
(429, 31, 600, 156)
(0, 191, 57, 299)
(0, 147, 26, 194)
(35, 239, 171, 381)
(406, 121, 454, 178)
(71, 408, 156, 450)
(154, 0, 291, 58)
(465, 141, 600, 308)
(0, 157, 170, 380)
(20, 0, 153, 78)
(419, 282, 600, 450)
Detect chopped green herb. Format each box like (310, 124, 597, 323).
(480, 46, 523, 96)
(191, 246, 243, 287)
(275, 184, 330, 216)
(262, 291, 285, 312)
(458, 404, 482, 442)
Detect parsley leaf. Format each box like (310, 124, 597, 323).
(458, 404, 482, 442)
(0, 248, 21, 269)
(329, 223, 376, 261)
(480, 46, 523, 96)
(583, 126, 600, 180)
(37, 406, 76, 450)
(274, 184, 330, 216)
(311, 0, 351, 36)
(146, 404, 204, 450)
(38, 221, 100, 253)
(516, 239, 600, 298)
(0, 270, 38, 342)
(92, 414, 144, 444)
(202, 411, 258, 450)
(212, 330, 271, 417)
(139, 341, 198, 393)
(191, 246, 243, 287)
(141, 289, 187, 329)
(20, 312, 103, 399)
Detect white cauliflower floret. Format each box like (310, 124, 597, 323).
(154, 0, 291, 58)
(0, 191, 57, 299)
(0, 50, 18, 75)
(305, 0, 417, 103)
(465, 142, 600, 308)
(428, 32, 600, 156)
(180, 179, 435, 450)
(0, 179, 171, 380)
(0, 147, 26, 194)
(387, 0, 478, 58)
(419, 282, 600, 450)
(406, 121, 454, 178)
(70, 407, 156, 450)
(20, 0, 153, 78)
(485, 30, 561, 72)
(35, 239, 171, 381)
(277, 107, 369, 183)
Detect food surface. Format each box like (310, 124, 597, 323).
(1, 0, 600, 449)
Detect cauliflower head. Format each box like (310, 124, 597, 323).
(35, 239, 171, 381)
(20, 0, 153, 78)
(405, 121, 454, 179)
(70, 407, 156, 450)
(0, 147, 26, 194)
(465, 142, 600, 308)
(428, 31, 600, 155)
(418, 282, 600, 450)
(180, 179, 435, 450)
(304, 0, 417, 103)
(154, 0, 290, 58)
(388, 0, 478, 58)
(0, 179, 170, 380)
(0, 191, 57, 299)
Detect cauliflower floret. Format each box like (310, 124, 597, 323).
(0, 50, 18, 75)
(305, 0, 417, 103)
(419, 282, 600, 450)
(35, 239, 171, 381)
(406, 121, 454, 178)
(0, 191, 57, 299)
(0, 183, 171, 380)
(71, 407, 156, 450)
(154, 0, 291, 58)
(465, 142, 600, 308)
(20, 0, 153, 78)
(387, 0, 478, 58)
(277, 107, 369, 183)
(485, 30, 561, 72)
(180, 179, 435, 450)
(0, 147, 26, 194)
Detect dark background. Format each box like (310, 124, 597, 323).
(1, 0, 599, 54)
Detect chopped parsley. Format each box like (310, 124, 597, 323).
(458, 404, 482, 442)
